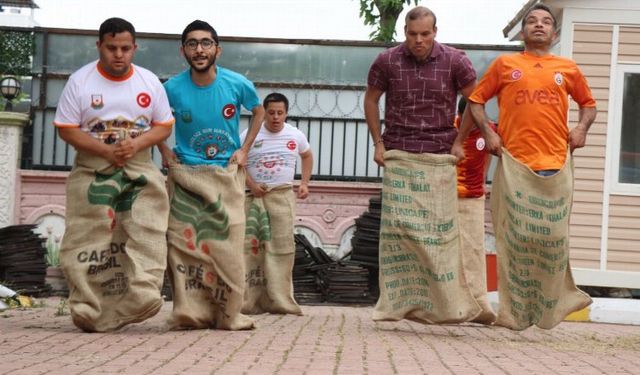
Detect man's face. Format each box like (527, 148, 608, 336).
(404, 16, 437, 61)
(521, 9, 557, 47)
(264, 102, 287, 133)
(96, 32, 136, 77)
(181, 30, 220, 73)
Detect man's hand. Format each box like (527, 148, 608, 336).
(114, 139, 139, 164)
(297, 183, 309, 199)
(249, 182, 268, 198)
(103, 144, 125, 168)
(160, 147, 178, 168)
(373, 143, 386, 167)
(230, 148, 248, 166)
(568, 125, 588, 152)
(483, 128, 503, 157)
(451, 141, 465, 163)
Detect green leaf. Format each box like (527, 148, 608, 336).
(170, 184, 230, 244)
(88, 170, 148, 212)
(245, 202, 271, 242)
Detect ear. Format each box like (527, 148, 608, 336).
(96, 40, 100, 49)
(215, 46, 222, 58)
(179, 45, 185, 57)
(434, 25, 438, 36)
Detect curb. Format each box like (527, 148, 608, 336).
(487, 292, 640, 325)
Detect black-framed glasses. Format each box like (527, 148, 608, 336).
(183, 39, 217, 50)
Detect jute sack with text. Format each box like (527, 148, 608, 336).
(491, 149, 592, 330)
(458, 196, 497, 324)
(166, 163, 255, 330)
(373, 150, 481, 324)
(242, 186, 302, 315)
(60, 150, 168, 332)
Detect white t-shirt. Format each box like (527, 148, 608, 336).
(54, 60, 173, 144)
(240, 123, 310, 186)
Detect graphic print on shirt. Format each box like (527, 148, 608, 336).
(189, 127, 233, 160)
(86, 115, 151, 144)
(91, 94, 104, 109)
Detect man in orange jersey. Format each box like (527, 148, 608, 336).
(454, 3, 596, 173)
(453, 97, 497, 324)
(452, 3, 597, 330)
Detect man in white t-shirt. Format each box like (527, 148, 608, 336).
(53, 17, 174, 332)
(241, 93, 312, 197)
(240, 93, 313, 315)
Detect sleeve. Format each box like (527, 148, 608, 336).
(53, 77, 81, 128)
(240, 77, 261, 111)
(367, 53, 389, 91)
(296, 128, 311, 154)
(469, 58, 501, 105)
(453, 50, 477, 90)
(151, 77, 175, 127)
(568, 65, 597, 108)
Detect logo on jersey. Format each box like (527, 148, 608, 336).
(286, 140, 297, 151)
(91, 94, 104, 109)
(181, 110, 192, 123)
(554, 72, 563, 86)
(136, 93, 151, 108)
(253, 140, 264, 148)
(534, 63, 543, 69)
(222, 104, 236, 119)
(511, 69, 522, 81)
(205, 144, 219, 159)
(475, 137, 485, 151)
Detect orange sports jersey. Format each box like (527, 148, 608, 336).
(469, 52, 596, 171)
(455, 116, 496, 198)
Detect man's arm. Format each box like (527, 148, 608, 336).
(568, 106, 597, 152)
(364, 85, 385, 167)
(58, 127, 123, 167)
(297, 149, 313, 199)
(231, 105, 265, 166)
(468, 102, 502, 157)
(451, 82, 477, 161)
(245, 172, 267, 198)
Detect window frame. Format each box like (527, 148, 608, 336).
(610, 64, 640, 195)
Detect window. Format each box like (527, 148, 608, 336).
(611, 65, 640, 194)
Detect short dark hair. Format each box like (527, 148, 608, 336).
(181, 20, 219, 45)
(263, 92, 289, 112)
(405, 6, 437, 28)
(99, 17, 135, 42)
(521, 3, 557, 31)
(457, 97, 467, 115)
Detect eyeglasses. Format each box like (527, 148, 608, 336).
(183, 39, 217, 50)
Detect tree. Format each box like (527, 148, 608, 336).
(359, 0, 419, 42)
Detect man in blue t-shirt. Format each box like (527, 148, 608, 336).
(159, 20, 264, 331)
(159, 20, 264, 166)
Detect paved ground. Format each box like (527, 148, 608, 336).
(2, 297, 640, 375)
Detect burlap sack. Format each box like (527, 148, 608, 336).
(458, 196, 497, 324)
(242, 186, 302, 315)
(373, 150, 481, 324)
(491, 149, 592, 330)
(166, 162, 255, 330)
(60, 150, 168, 332)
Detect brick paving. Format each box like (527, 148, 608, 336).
(2, 297, 640, 374)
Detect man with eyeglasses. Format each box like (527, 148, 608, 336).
(159, 20, 264, 331)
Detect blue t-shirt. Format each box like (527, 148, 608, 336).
(164, 66, 260, 166)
